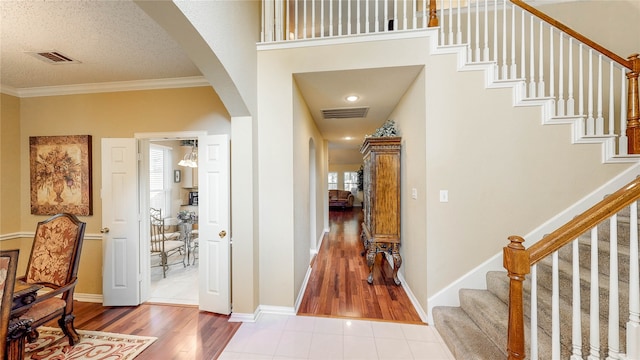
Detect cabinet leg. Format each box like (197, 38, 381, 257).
(366, 249, 376, 285)
(392, 246, 402, 286)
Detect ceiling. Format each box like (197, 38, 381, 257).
(0, 0, 421, 165)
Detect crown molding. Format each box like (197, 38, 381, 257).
(0, 76, 210, 98)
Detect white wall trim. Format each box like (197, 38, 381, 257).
(426, 162, 640, 323)
(295, 266, 313, 313)
(3, 76, 210, 98)
(1, 232, 102, 241)
(229, 307, 261, 323)
(75, 293, 103, 303)
(397, 272, 429, 324)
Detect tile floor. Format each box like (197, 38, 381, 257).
(219, 313, 455, 360)
(149, 253, 198, 305)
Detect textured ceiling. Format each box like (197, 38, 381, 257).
(0, 0, 201, 90)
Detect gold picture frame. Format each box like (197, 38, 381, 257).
(29, 135, 93, 216)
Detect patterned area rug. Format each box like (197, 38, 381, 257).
(25, 327, 157, 360)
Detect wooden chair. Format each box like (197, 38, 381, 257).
(150, 208, 185, 278)
(17, 213, 86, 346)
(0, 249, 20, 359)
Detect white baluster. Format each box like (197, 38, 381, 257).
(483, 0, 489, 61)
(520, 9, 526, 94)
(628, 201, 640, 359)
(557, 34, 566, 116)
(440, 0, 445, 46)
(549, 28, 555, 108)
(311, 0, 316, 38)
(552, 251, 561, 359)
(502, 0, 508, 79)
(375, 0, 379, 34)
(295, 0, 299, 39)
(619, 70, 629, 155)
(384, 0, 389, 32)
(364, 0, 368, 34)
(422, 0, 427, 29)
(596, 54, 605, 135)
(303, 0, 307, 38)
(346, 0, 350, 35)
(609, 62, 615, 136)
(587, 50, 595, 135)
(321, 0, 325, 37)
(579, 44, 585, 120)
(475, 0, 480, 61)
(338, 0, 342, 36)
(456, 0, 461, 43)
(467, 0, 472, 61)
(538, 21, 545, 97)
(531, 264, 539, 360)
(448, 0, 453, 44)
(568, 38, 575, 116)
(329, 0, 333, 36)
(607, 213, 622, 360)
(402, 0, 407, 30)
(571, 238, 583, 360)
(588, 226, 601, 360)
(529, 15, 536, 97)
(510, 2, 516, 79)
(493, 0, 498, 78)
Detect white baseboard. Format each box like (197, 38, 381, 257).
(75, 293, 103, 303)
(295, 265, 313, 313)
(397, 272, 428, 324)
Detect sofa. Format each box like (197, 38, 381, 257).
(329, 189, 354, 209)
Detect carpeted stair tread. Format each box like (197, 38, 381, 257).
(432, 306, 506, 360)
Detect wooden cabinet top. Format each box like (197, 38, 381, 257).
(360, 136, 402, 154)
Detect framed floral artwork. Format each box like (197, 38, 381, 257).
(30, 135, 93, 216)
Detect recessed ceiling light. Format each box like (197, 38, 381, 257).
(345, 95, 359, 102)
(344, 136, 353, 140)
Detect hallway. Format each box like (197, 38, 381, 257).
(298, 208, 423, 323)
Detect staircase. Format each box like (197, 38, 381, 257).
(433, 202, 638, 359)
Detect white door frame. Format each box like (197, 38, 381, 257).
(134, 131, 208, 302)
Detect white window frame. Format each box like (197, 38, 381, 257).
(149, 144, 172, 217)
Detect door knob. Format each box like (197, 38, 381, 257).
(219, 230, 227, 238)
(100, 227, 110, 233)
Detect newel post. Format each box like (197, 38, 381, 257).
(428, 0, 439, 27)
(626, 54, 640, 154)
(504, 236, 530, 360)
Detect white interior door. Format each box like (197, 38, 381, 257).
(101, 138, 140, 306)
(198, 134, 231, 314)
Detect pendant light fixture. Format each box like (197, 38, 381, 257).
(178, 140, 198, 168)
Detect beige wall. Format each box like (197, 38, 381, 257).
(258, 33, 632, 314)
(292, 81, 327, 300)
(539, 1, 640, 58)
(1, 94, 21, 235)
(388, 67, 428, 312)
(3, 86, 230, 294)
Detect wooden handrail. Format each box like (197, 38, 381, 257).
(504, 176, 640, 358)
(528, 176, 640, 264)
(510, 0, 632, 70)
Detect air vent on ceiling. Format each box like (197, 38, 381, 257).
(321, 107, 369, 119)
(27, 51, 81, 64)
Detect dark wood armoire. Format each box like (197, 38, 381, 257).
(360, 136, 402, 285)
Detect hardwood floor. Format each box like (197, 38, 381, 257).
(298, 207, 423, 323)
(45, 208, 419, 359)
(47, 302, 241, 360)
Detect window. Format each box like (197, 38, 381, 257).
(149, 144, 172, 216)
(328, 172, 338, 190)
(344, 171, 358, 192)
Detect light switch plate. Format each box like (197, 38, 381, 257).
(439, 190, 449, 202)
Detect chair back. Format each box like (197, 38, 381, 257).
(25, 213, 86, 289)
(0, 249, 20, 359)
(150, 207, 167, 252)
